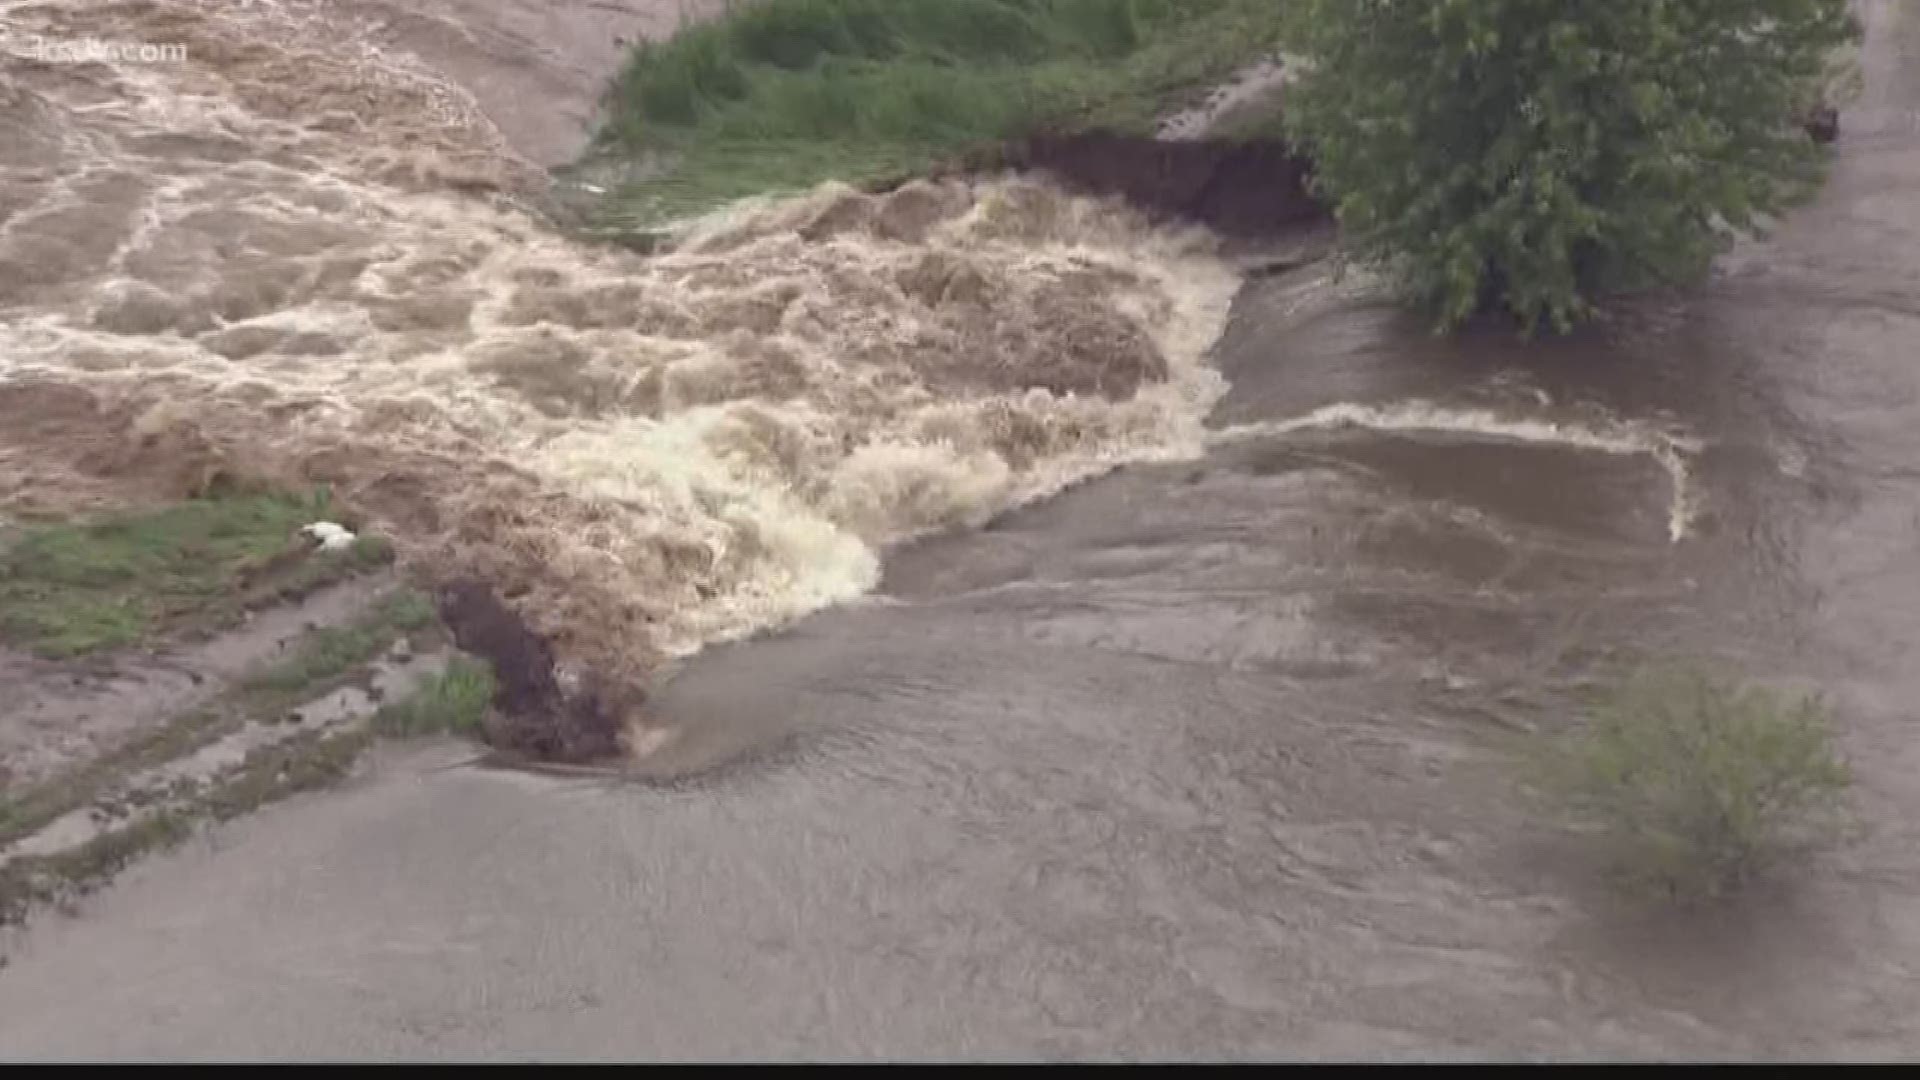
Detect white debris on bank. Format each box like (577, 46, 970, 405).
(301, 521, 357, 551)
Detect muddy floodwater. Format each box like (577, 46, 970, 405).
(3, 0, 1920, 1062)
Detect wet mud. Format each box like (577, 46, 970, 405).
(1010, 132, 1323, 238)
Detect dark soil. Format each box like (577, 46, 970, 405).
(433, 578, 625, 763)
(1006, 133, 1325, 237)
(999, 114, 1837, 235)
(1805, 105, 1841, 144)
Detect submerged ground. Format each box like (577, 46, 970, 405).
(3, 0, 1920, 1061)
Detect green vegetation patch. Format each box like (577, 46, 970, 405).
(587, 0, 1293, 227)
(1282, 0, 1858, 332)
(1535, 666, 1853, 901)
(0, 491, 392, 658)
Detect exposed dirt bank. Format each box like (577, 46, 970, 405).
(434, 579, 624, 763)
(1007, 132, 1323, 238)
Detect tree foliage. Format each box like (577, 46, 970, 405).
(1283, 0, 1860, 333)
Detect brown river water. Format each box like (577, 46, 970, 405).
(2, 0, 1919, 1061)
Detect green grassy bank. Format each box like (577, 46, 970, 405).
(584, 0, 1292, 227)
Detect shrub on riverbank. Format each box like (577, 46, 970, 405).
(1539, 667, 1852, 900)
(1283, 0, 1860, 333)
(591, 0, 1292, 225)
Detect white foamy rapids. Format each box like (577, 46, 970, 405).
(1210, 402, 1704, 542)
(0, 0, 1242, 690)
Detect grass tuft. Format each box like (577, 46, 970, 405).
(372, 657, 497, 739)
(240, 590, 437, 696)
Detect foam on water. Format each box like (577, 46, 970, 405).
(1211, 402, 1703, 542)
(0, 0, 1240, 726)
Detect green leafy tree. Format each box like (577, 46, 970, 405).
(1283, 0, 1860, 333)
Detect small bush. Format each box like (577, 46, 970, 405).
(1539, 667, 1851, 900)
